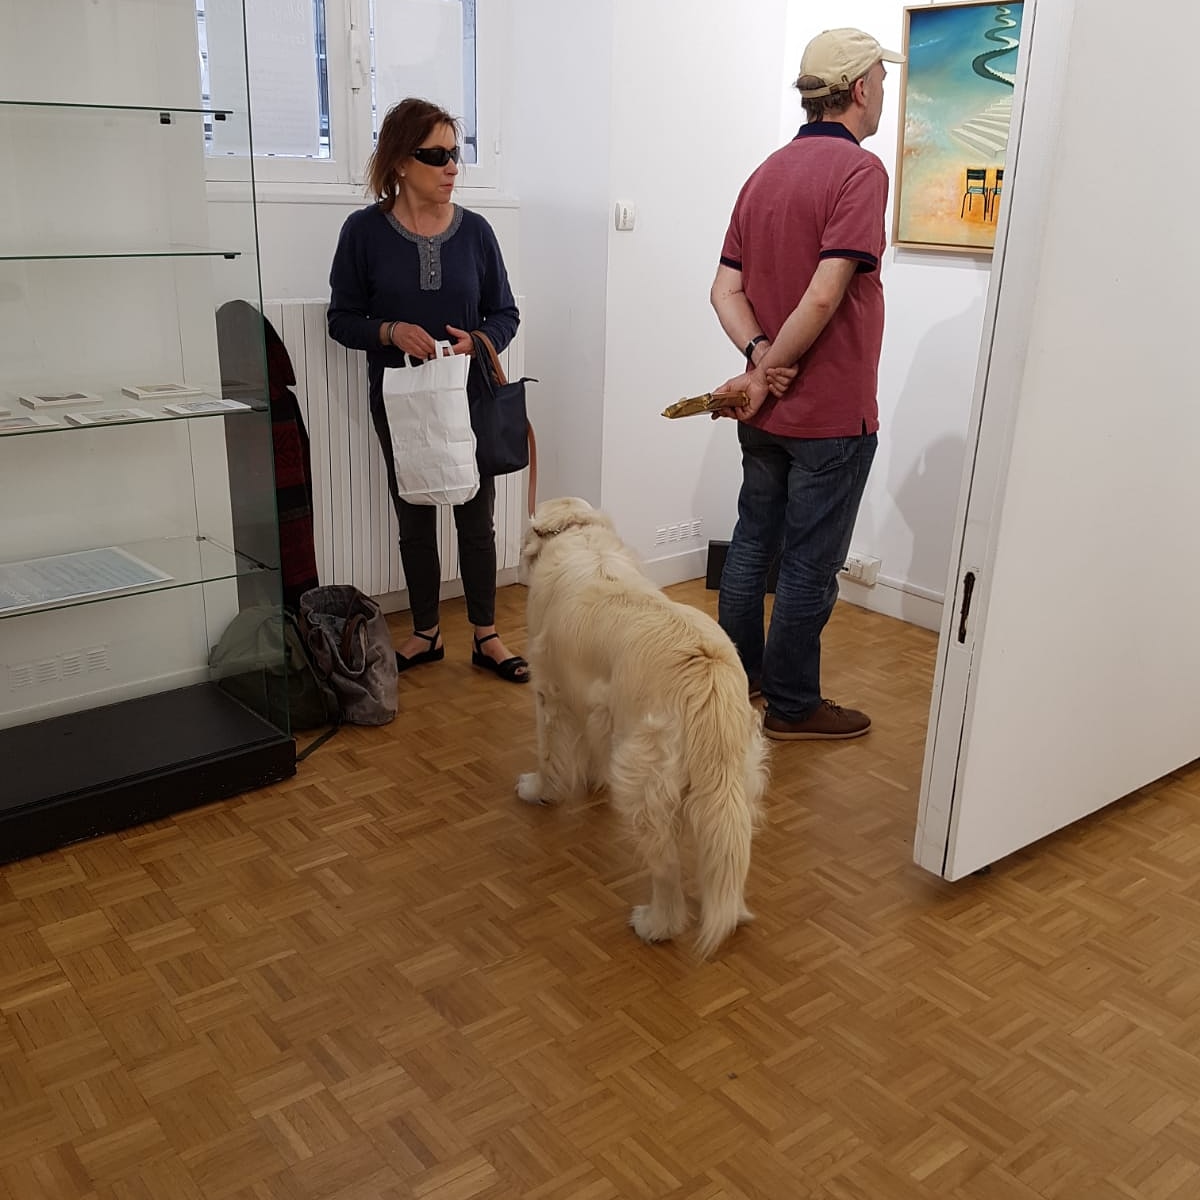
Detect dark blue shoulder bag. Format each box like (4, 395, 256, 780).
(467, 330, 535, 477)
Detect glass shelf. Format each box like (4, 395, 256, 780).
(0, 99, 235, 117)
(0, 394, 264, 437)
(0, 536, 276, 621)
(0, 245, 241, 262)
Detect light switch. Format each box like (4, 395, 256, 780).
(614, 202, 636, 231)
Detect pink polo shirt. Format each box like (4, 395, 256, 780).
(720, 122, 889, 438)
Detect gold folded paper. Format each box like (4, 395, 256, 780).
(661, 390, 749, 419)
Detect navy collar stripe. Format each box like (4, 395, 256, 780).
(794, 121, 860, 146)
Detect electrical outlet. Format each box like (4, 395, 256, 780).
(840, 552, 881, 586)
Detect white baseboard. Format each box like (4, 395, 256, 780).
(377, 556, 943, 635)
(837, 573, 943, 631)
(642, 547, 709, 588)
(378, 547, 707, 612)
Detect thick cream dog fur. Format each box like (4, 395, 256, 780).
(516, 497, 769, 957)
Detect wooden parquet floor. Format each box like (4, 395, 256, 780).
(3, 581, 1200, 1199)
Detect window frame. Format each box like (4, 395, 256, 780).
(204, 0, 501, 194)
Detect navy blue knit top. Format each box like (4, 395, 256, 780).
(327, 203, 520, 409)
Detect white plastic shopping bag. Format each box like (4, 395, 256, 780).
(381, 342, 478, 506)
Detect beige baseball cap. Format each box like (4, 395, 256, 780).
(798, 28, 905, 98)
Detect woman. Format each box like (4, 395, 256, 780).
(328, 98, 527, 684)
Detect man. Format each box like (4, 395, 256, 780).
(710, 28, 904, 741)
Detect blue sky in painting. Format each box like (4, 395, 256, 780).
(907, 2, 1023, 130)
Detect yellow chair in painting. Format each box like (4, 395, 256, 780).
(960, 167, 988, 219)
(988, 167, 1004, 221)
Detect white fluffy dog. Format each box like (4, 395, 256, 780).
(516, 497, 769, 957)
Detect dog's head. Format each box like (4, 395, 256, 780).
(519, 497, 615, 581)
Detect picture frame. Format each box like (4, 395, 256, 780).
(893, 1, 1025, 254)
(0, 414, 59, 434)
(162, 397, 251, 416)
(19, 390, 105, 409)
(64, 408, 156, 427)
(120, 382, 204, 401)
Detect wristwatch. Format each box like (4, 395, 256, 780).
(744, 334, 768, 363)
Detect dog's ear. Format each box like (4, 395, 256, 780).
(529, 496, 602, 538)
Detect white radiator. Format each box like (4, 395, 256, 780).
(264, 300, 530, 604)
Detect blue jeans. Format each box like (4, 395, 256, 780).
(719, 423, 877, 721)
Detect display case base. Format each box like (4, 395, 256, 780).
(0, 682, 295, 864)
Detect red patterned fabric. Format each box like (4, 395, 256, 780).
(263, 323, 320, 609)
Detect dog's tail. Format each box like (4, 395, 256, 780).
(686, 661, 769, 959)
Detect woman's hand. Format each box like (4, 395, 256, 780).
(389, 322, 439, 359)
(445, 325, 474, 356)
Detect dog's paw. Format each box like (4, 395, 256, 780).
(516, 773, 548, 805)
(629, 905, 687, 945)
(737, 906, 755, 926)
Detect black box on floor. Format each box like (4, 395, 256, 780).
(705, 540, 779, 593)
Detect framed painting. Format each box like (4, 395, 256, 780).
(893, 1, 1025, 253)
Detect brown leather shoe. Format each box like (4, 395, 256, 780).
(763, 700, 871, 741)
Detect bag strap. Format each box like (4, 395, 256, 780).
(526, 420, 538, 517)
(471, 329, 538, 515)
(284, 609, 343, 762)
(341, 612, 368, 667)
(296, 722, 340, 763)
(471, 329, 508, 386)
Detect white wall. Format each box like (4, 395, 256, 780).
(506, 0, 615, 511)
(508, 0, 789, 583)
(603, 0, 791, 579)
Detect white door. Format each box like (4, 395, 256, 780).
(914, 0, 1200, 880)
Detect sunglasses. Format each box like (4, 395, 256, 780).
(411, 145, 460, 167)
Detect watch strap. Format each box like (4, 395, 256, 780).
(744, 334, 768, 361)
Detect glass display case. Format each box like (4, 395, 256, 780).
(0, 0, 295, 863)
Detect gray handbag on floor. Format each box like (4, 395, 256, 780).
(297, 585, 398, 725)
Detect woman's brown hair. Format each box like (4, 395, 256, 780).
(366, 98, 462, 206)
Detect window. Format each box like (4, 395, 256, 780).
(370, 0, 479, 165)
(198, 0, 490, 188)
(198, 0, 332, 160)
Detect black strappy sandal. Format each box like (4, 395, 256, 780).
(395, 627, 444, 673)
(471, 633, 530, 684)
